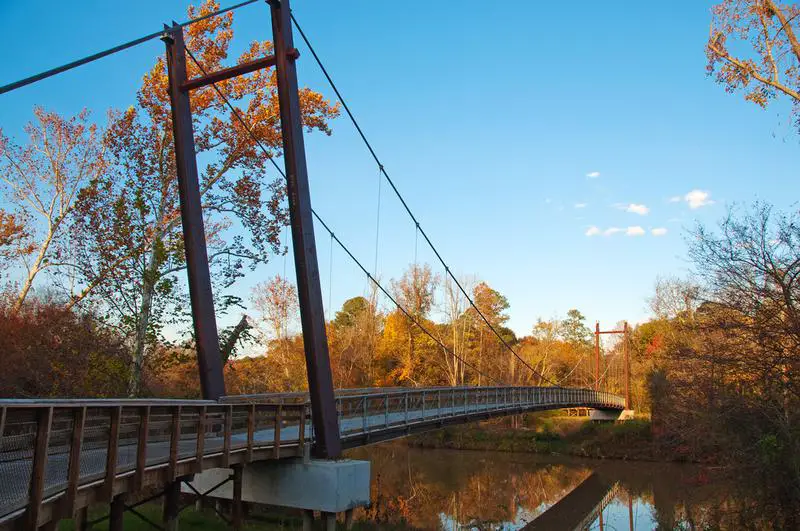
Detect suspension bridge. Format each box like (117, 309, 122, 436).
(0, 0, 631, 529)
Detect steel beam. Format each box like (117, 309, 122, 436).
(181, 53, 290, 92)
(623, 321, 631, 410)
(594, 322, 600, 391)
(268, 0, 341, 458)
(163, 24, 226, 400)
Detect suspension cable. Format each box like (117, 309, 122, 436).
(312, 211, 501, 385)
(290, 14, 557, 386)
(373, 165, 382, 276)
(183, 45, 501, 386)
(0, 0, 260, 95)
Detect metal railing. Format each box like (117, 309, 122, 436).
(0, 399, 306, 526)
(334, 386, 624, 440)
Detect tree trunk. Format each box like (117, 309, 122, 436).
(12, 225, 55, 313)
(128, 254, 158, 397)
(221, 315, 251, 364)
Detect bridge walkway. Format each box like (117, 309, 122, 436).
(0, 386, 623, 528)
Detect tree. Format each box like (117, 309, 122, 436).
(71, 0, 339, 395)
(560, 309, 592, 347)
(527, 318, 562, 385)
(0, 295, 129, 398)
(0, 108, 106, 312)
(689, 202, 800, 403)
(330, 294, 383, 387)
(334, 296, 370, 329)
(706, 0, 800, 129)
(466, 282, 510, 384)
(387, 264, 438, 385)
(440, 276, 474, 386)
(0, 211, 31, 270)
(252, 275, 299, 341)
(649, 276, 700, 322)
(637, 202, 800, 523)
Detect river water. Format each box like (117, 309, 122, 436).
(345, 444, 741, 530)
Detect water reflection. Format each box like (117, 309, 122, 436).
(346, 444, 737, 530)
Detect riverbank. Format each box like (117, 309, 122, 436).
(57, 503, 412, 531)
(406, 414, 713, 463)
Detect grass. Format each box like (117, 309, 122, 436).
(57, 503, 415, 531)
(406, 415, 666, 461)
(59, 505, 256, 531)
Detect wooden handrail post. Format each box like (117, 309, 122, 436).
(27, 406, 53, 529)
(222, 405, 232, 468)
(134, 405, 150, 491)
(246, 404, 255, 462)
(103, 406, 122, 501)
(298, 404, 307, 453)
(168, 406, 181, 482)
(273, 404, 283, 459)
(65, 406, 86, 516)
(195, 406, 207, 472)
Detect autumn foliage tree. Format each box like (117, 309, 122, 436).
(707, 0, 800, 128)
(0, 108, 106, 311)
(0, 294, 129, 397)
(70, 0, 338, 395)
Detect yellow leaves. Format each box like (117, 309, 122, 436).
(707, 0, 800, 118)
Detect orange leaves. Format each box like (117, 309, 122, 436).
(0, 210, 32, 260)
(706, 0, 800, 121)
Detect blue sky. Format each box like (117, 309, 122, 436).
(0, 0, 797, 337)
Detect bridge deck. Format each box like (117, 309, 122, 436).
(524, 472, 619, 530)
(0, 386, 623, 529)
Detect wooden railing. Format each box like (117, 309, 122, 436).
(0, 399, 307, 527)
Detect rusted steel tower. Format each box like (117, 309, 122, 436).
(162, 0, 340, 457)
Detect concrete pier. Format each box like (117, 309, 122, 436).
(183, 458, 370, 524)
(590, 409, 635, 421)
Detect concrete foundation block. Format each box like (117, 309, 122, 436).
(590, 409, 635, 421)
(183, 458, 370, 514)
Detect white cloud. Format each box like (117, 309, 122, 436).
(586, 171, 600, 178)
(685, 189, 714, 209)
(651, 227, 668, 236)
(604, 227, 623, 236)
(626, 226, 645, 236)
(585, 226, 601, 237)
(668, 196, 682, 203)
(574, 202, 587, 209)
(625, 203, 649, 215)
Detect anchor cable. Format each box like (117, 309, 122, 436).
(0, 0, 261, 95)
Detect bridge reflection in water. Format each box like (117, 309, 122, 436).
(523, 473, 620, 530)
(350, 445, 723, 530)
